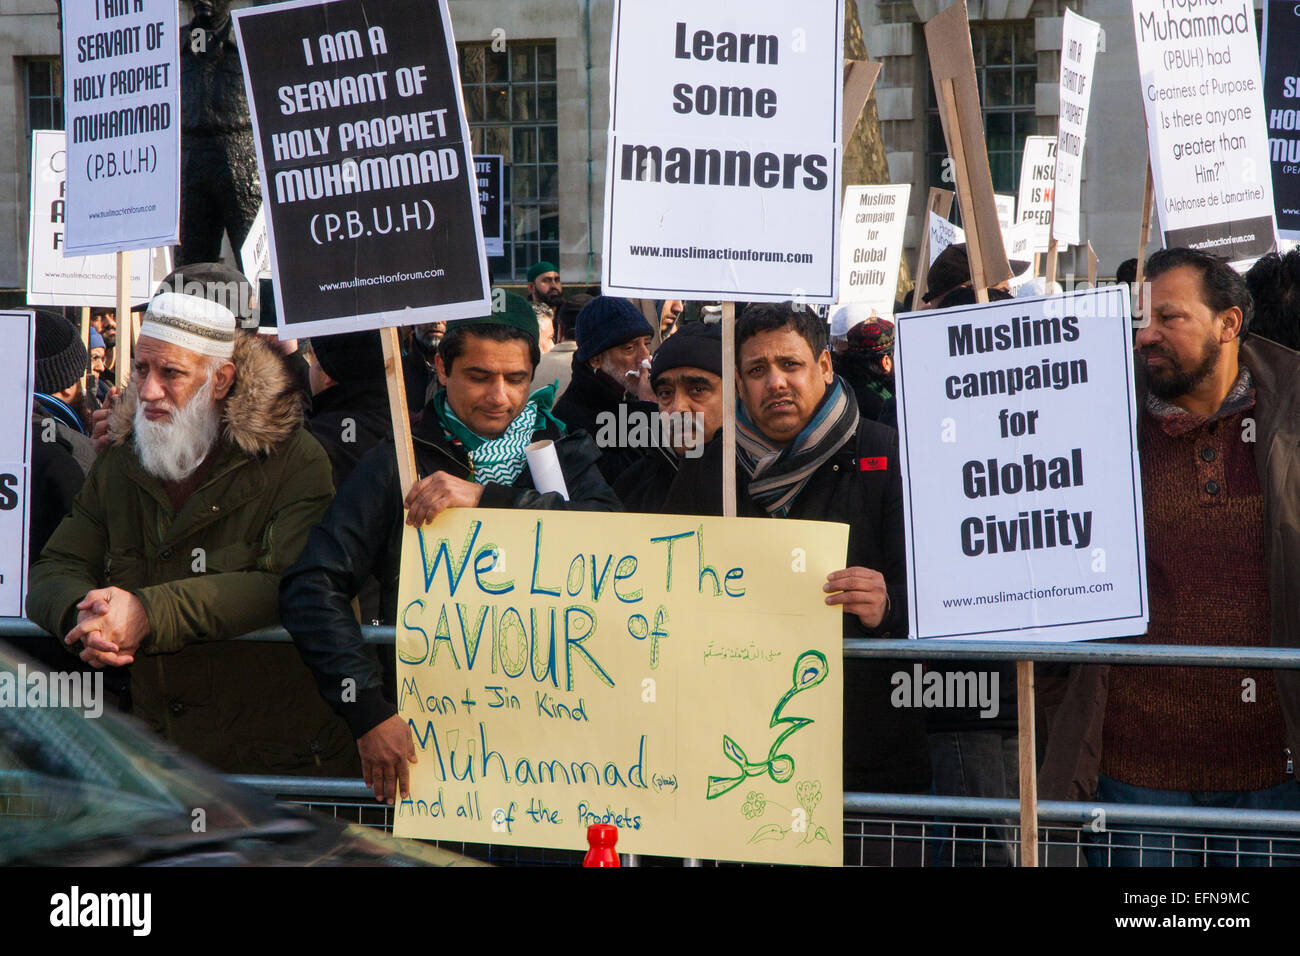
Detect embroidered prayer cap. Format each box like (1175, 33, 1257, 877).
(139, 293, 238, 359)
(527, 261, 560, 282)
(463, 290, 539, 342)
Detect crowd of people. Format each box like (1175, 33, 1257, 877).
(17, 241, 1300, 866)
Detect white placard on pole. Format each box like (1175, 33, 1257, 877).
(1132, 0, 1279, 265)
(240, 204, 271, 282)
(994, 194, 1016, 231)
(26, 131, 157, 307)
(1052, 9, 1100, 247)
(838, 184, 910, 313)
(1017, 136, 1057, 254)
(894, 286, 1147, 642)
(60, 0, 180, 256)
(602, 0, 845, 302)
(0, 312, 35, 618)
(929, 210, 965, 265)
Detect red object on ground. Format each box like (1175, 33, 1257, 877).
(584, 824, 620, 866)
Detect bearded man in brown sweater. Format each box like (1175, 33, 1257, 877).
(1041, 247, 1300, 867)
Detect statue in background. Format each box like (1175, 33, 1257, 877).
(178, 0, 261, 266)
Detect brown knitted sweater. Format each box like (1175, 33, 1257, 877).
(1102, 374, 1288, 791)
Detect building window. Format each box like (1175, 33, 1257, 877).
(925, 22, 1035, 201)
(25, 58, 64, 161)
(459, 41, 559, 281)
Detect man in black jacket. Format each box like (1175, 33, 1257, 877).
(306, 329, 393, 486)
(280, 294, 621, 804)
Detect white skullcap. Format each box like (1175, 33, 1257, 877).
(830, 302, 877, 342)
(139, 292, 237, 359)
(1016, 277, 1064, 298)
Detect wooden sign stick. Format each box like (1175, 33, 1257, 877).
(1033, 253, 1042, 279)
(381, 327, 418, 498)
(939, 78, 988, 303)
(115, 250, 132, 387)
(1087, 241, 1098, 286)
(79, 306, 91, 395)
(1135, 159, 1155, 288)
(1045, 237, 1060, 290)
(1017, 661, 1039, 866)
(721, 301, 737, 518)
(913, 189, 955, 307)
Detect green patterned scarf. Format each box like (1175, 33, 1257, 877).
(432, 382, 565, 486)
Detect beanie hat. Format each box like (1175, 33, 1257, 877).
(845, 316, 895, 355)
(574, 296, 653, 364)
(650, 320, 722, 387)
(527, 261, 559, 283)
(35, 310, 88, 394)
(88, 327, 106, 351)
(461, 290, 539, 342)
(924, 243, 972, 304)
(310, 330, 385, 384)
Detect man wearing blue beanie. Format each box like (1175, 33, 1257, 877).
(554, 295, 657, 484)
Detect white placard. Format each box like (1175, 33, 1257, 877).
(1002, 221, 1036, 290)
(1017, 135, 1056, 254)
(1133, 0, 1278, 264)
(994, 194, 1016, 231)
(929, 210, 965, 265)
(838, 184, 910, 313)
(1052, 9, 1100, 247)
(602, 0, 844, 302)
(240, 204, 270, 281)
(894, 286, 1147, 642)
(0, 312, 35, 618)
(61, 0, 180, 256)
(26, 130, 156, 307)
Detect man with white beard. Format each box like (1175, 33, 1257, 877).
(27, 283, 356, 776)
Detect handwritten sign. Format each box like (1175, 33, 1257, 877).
(894, 286, 1147, 642)
(0, 312, 34, 618)
(1133, 0, 1278, 264)
(929, 210, 965, 265)
(233, 0, 491, 337)
(602, 0, 845, 302)
(392, 510, 847, 866)
(1052, 10, 1100, 247)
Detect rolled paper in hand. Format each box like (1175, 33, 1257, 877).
(525, 439, 570, 500)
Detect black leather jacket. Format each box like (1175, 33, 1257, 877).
(279, 413, 621, 738)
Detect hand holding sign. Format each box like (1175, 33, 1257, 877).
(823, 566, 889, 629)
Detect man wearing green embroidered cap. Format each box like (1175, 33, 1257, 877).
(279, 290, 621, 804)
(526, 260, 564, 311)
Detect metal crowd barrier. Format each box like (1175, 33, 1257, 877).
(8, 618, 1300, 866)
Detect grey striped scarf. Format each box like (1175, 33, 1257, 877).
(735, 375, 860, 516)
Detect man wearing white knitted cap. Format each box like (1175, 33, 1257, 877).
(27, 270, 356, 776)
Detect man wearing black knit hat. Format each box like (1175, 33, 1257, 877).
(613, 321, 725, 514)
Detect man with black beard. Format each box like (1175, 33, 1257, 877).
(1042, 248, 1300, 866)
(526, 261, 564, 311)
(27, 283, 355, 776)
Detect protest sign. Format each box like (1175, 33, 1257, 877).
(475, 155, 504, 258)
(233, 0, 491, 337)
(1262, 0, 1300, 240)
(602, 0, 844, 302)
(893, 286, 1147, 642)
(240, 205, 270, 281)
(995, 194, 1016, 231)
(1052, 10, 1100, 247)
(1133, 0, 1278, 264)
(1017, 136, 1056, 254)
(914, 188, 955, 305)
(0, 313, 34, 618)
(929, 210, 965, 265)
(924, 0, 1011, 288)
(60, 0, 180, 256)
(838, 184, 910, 313)
(26, 130, 156, 307)
(392, 510, 847, 865)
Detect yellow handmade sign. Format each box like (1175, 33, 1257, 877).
(392, 509, 847, 866)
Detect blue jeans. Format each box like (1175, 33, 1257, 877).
(1084, 775, 1300, 867)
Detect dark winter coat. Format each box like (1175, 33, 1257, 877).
(26, 334, 356, 776)
(279, 409, 622, 740)
(306, 378, 393, 486)
(554, 361, 658, 486)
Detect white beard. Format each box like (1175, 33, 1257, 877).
(133, 373, 222, 482)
